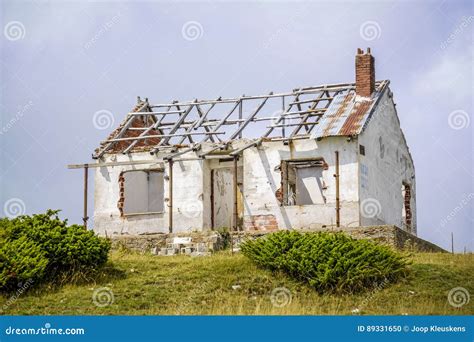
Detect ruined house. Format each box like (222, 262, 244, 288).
(86, 49, 417, 238)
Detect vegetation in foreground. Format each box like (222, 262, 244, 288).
(241, 231, 409, 293)
(1, 251, 472, 315)
(0, 211, 110, 291)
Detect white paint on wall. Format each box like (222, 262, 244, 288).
(93, 91, 416, 236)
(242, 138, 360, 229)
(357, 90, 417, 234)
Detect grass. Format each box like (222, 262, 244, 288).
(1, 251, 473, 315)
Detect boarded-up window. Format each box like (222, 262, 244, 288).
(123, 170, 164, 214)
(281, 160, 327, 206)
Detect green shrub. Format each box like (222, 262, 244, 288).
(0, 210, 111, 291)
(0, 236, 48, 290)
(241, 231, 409, 293)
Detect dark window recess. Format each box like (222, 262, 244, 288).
(359, 144, 366, 156)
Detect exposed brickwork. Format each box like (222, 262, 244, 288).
(244, 214, 278, 231)
(404, 184, 412, 230)
(275, 186, 283, 205)
(95, 101, 162, 156)
(355, 48, 375, 97)
(117, 171, 125, 216)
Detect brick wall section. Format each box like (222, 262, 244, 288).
(117, 171, 125, 216)
(355, 48, 375, 97)
(404, 184, 412, 230)
(243, 214, 278, 231)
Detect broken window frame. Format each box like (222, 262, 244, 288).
(280, 158, 328, 206)
(121, 168, 165, 216)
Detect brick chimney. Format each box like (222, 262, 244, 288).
(355, 48, 375, 97)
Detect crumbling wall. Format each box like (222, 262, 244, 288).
(242, 138, 360, 230)
(94, 151, 206, 236)
(357, 90, 417, 234)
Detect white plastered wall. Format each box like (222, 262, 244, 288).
(242, 138, 360, 230)
(357, 90, 417, 234)
(93, 151, 206, 236)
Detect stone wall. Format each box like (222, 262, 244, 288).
(339, 225, 445, 252)
(110, 231, 227, 256)
(231, 225, 445, 253)
(109, 225, 445, 255)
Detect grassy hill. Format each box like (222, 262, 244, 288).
(1, 251, 473, 315)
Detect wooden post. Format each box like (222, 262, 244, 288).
(210, 170, 215, 230)
(83, 165, 89, 229)
(335, 151, 340, 228)
(281, 96, 286, 138)
(233, 156, 238, 232)
(451, 232, 454, 254)
(168, 160, 174, 233)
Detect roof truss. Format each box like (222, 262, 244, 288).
(93, 82, 385, 159)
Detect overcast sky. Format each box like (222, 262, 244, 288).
(1, 0, 472, 252)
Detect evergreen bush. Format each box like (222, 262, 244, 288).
(241, 231, 409, 293)
(0, 210, 110, 291)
